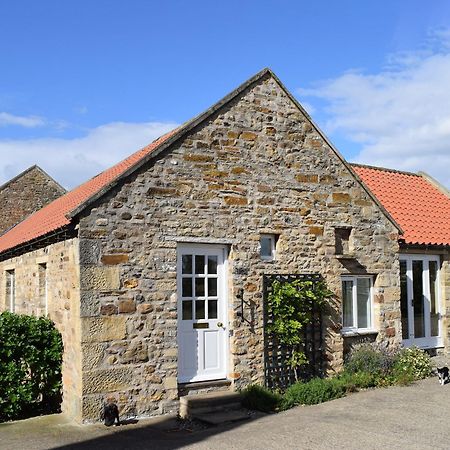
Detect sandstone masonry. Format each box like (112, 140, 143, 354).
(75, 73, 400, 421)
(0, 238, 81, 418)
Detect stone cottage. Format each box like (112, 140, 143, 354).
(353, 165, 450, 351)
(0, 68, 405, 422)
(0, 165, 66, 236)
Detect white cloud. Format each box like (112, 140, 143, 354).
(0, 112, 46, 128)
(0, 121, 177, 189)
(299, 31, 450, 188)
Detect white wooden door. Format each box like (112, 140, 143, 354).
(400, 255, 442, 348)
(177, 244, 228, 383)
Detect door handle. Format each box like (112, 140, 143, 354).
(217, 322, 224, 329)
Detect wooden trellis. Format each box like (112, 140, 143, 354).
(263, 273, 324, 390)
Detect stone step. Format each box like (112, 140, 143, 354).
(179, 391, 242, 419)
(186, 401, 242, 416)
(193, 408, 251, 425)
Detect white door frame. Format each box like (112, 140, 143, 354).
(400, 254, 442, 348)
(177, 243, 229, 383)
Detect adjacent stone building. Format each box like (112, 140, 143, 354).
(353, 165, 450, 352)
(0, 69, 418, 423)
(0, 165, 66, 236)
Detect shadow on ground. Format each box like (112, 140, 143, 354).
(52, 413, 265, 450)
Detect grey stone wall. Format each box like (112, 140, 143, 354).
(0, 166, 65, 235)
(77, 73, 400, 421)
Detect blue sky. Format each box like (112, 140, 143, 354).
(1, 1, 450, 188)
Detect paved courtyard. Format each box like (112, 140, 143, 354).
(1, 377, 449, 450)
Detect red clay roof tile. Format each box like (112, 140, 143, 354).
(352, 164, 450, 246)
(0, 131, 175, 254)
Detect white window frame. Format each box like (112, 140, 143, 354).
(260, 234, 277, 260)
(400, 254, 442, 348)
(341, 275, 375, 334)
(6, 270, 15, 313)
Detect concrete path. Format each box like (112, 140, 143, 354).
(1, 377, 449, 450)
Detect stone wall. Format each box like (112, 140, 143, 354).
(0, 238, 82, 419)
(77, 73, 400, 421)
(0, 166, 65, 235)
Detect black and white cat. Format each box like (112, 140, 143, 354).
(103, 402, 121, 426)
(437, 366, 449, 386)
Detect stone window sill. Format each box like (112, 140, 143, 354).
(341, 329, 379, 338)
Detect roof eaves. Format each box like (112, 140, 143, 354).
(266, 72, 404, 235)
(0, 223, 76, 262)
(67, 67, 273, 220)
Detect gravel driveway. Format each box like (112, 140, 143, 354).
(1, 376, 449, 450)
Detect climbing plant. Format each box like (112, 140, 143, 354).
(266, 279, 333, 380)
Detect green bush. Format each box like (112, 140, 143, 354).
(241, 346, 433, 416)
(240, 384, 282, 413)
(281, 377, 346, 410)
(0, 312, 63, 422)
(345, 343, 398, 377)
(393, 346, 432, 381)
(337, 370, 377, 391)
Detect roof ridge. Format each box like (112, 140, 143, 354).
(350, 163, 420, 177)
(418, 171, 450, 199)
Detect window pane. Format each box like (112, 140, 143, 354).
(413, 260, 425, 338)
(195, 300, 205, 319)
(182, 255, 192, 274)
(208, 278, 217, 297)
(195, 255, 205, 274)
(342, 280, 353, 328)
(182, 300, 192, 320)
(430, 260, 439, 337)
(182, 278, 192, 297)
(208, 256, 218, 274)
(400, 260, 409, 339)
(208, 300, 218, 319)
(260, 236, 273, 258)
(357, 278, 371, 329)
(195, 278, 205, 297)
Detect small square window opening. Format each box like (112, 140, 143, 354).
(260, 235, 277, 260)
(335, 228, 352, 255)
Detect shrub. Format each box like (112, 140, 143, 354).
(337, 370, 377, 391)
(281, 377, 346, 410)
(345, 342, 398, 377)
(0, 312, 63, 422)
(393, 346, 432, 381)
(240, 384, 282, 413)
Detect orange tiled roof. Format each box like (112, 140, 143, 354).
(0, 131, 175, 254)
(352, 164, 450, 246)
